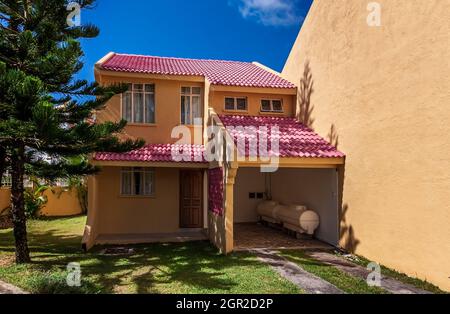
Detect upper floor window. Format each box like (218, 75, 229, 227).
(224, 97, 247, 111)
(121, 167, 154, 196)
(181, 87, 202, 125)
(122, 84, 155, 124)
(261, 99, 283, 113)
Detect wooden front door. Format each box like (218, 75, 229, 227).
(180, 170, 203, 228)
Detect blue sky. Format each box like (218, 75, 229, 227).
(77, 0, 313, 82)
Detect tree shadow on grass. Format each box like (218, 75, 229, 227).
(1, 228, 269, 293)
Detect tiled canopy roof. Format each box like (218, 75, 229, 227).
(219, 115, 345, 159)
(100, 53, 296, 89)
(94, 144, 207, 163)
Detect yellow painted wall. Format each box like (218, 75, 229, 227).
(282, 0, 450, 290)
(40, 188, 83, 217)
(210, 90, 295, 117)
(97, 75, 204, 145)
(94, 166, 181, 235)
(0, 187, 82, 217)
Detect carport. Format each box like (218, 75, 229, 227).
(213, 115, 345, 253)
(233, 166, 341, 249)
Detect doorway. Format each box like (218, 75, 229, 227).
(179, 170, 203, 228)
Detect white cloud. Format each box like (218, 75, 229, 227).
(232, 0, 303, 26)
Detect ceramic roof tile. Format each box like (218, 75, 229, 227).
(100, 53, 296, 89)
(94, 144, 207, 163)
(218, 115, 345, 159)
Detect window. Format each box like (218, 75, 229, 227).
(261, 99, 283, 113)
(181, 87, 202, 125)
(224, 97, 247, 111)
(121, 167, 154, 196)
(122, 84, 155, 124)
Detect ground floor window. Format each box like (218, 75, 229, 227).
(121, 167, 155, 196)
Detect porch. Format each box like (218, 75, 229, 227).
(95, 229, 208, 246)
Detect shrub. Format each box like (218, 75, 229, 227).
(24, 180, 49, 218)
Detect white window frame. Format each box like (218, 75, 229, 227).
(224, 96, 248, 111)
(120, 167, 155, 197)
(260, 99, 284, 113)
(121, 83, 156, 124)
(181, 86, 202, 125)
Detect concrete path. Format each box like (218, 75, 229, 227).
(0, 280, 28, 294)
(251, 249, 344, 294)
(307, 251, 431, 294)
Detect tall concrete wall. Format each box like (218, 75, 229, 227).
(282, 0, 450, 290)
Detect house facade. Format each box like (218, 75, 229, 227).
(82, 52, 345, 254)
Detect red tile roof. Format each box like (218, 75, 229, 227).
(219, 115, 345, 159)
(94, 144, 207, 163)
(100, 53, 296, 89)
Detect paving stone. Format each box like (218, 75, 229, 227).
(307, 251, 432, 294)
(252, 249, 344, 294)
(0, 280, 28, 294)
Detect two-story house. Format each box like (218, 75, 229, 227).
(82, 52, 344, 253)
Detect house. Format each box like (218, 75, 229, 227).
(281, 0, 450, 291)
(82, 52, 345, 254)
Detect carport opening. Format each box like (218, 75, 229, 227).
(233, 167, 340, 249)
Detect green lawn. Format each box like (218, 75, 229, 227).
(279, 250, 388, 294)
(334, 252, 446, 294)
(0, 217, 301, 294)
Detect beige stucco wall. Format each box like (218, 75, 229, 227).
(0, 187, 82, 217)
(40, 188, 83, 217)
(233, 168, 267, 223)
(94, 166, 181, 235)
(97, 75, 205, 145)
(282, 0, 450, 290)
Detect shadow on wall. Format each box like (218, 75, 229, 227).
(297, 60, 315, 129)
(297, 61, 340, 150)
(327, 124, 339, 149)
(340, 203, 360, 253)
(336, 165, 360, 253)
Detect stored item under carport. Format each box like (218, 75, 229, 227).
(278, 205, 320, 235)
(257, 201, 320, 236)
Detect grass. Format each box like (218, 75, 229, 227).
(279, 250, 388, 294)
(0, 216, 301, 294)
(335, 252, 446, 294)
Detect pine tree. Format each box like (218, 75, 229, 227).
(0, 0, 144, 263)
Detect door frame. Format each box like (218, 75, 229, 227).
(179, 169, 204, 228)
